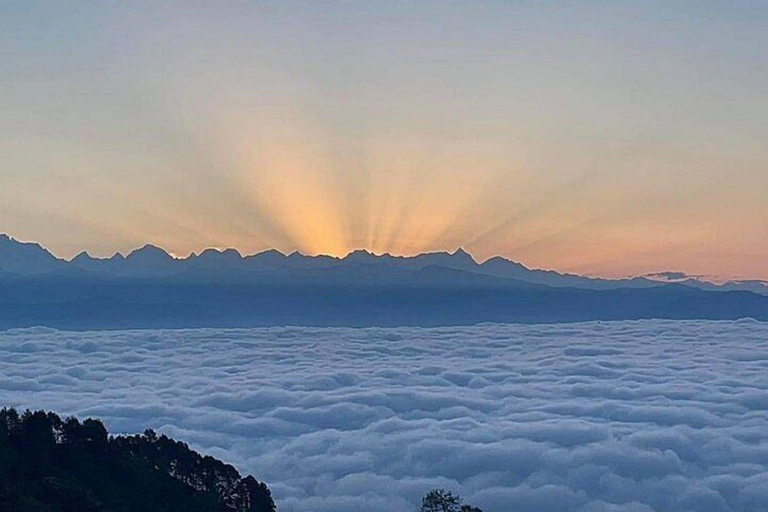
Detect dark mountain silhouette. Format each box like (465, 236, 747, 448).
(71, 251, 127, 275)
(477, 255, 656, 290)
(5, 234, 762, 292)
(0, 408, 276, 512)
(122, 244, 180, 277)
(190, 248, 245, 269)
(0, 234, 766, 329)
(243, 249, 291, 269)
(0, 234, 64, 276)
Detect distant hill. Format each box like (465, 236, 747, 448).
(0, 234, 766, 329)
(0, 408, 275, 512)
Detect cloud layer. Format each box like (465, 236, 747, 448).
(1, 321, 767, 511)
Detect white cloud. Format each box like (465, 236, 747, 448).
(1, 320, 767, 511)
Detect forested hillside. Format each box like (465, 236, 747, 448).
(0, 408, 275, 512)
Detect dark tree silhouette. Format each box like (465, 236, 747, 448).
(0, 408, 276, 512)
(421, 489, 462, 512)
(420, 488, 484, 512)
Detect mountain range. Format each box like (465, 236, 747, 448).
(0, 233, 766, 329)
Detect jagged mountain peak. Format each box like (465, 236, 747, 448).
(482, 255, 529, 270)
(451, 247, 475, 262)
(69, 251, 127, 276)
(251, 248, 286, 258)
(0, 234, 49, 252)
(71, 251, 94, 262)
(197, 247, 243, 259)
(127, 244, 174, 261)
(243, 249, 289, 269)
(0, 233, 64, 275)
(288, 251, 338, 261)
(345, 248, 376, 259)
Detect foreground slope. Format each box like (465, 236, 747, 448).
(0, 408, 276, 512)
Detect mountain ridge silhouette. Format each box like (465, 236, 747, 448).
(1, 233, 767, 329)
(1, 233, 764, 294)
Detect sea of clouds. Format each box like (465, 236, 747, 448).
(1, 320, 767, 512)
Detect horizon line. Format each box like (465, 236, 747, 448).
(1, 232, 751, 285)
(2, 232, 491, 265)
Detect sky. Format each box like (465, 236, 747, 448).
(1, 1, 767, 279)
